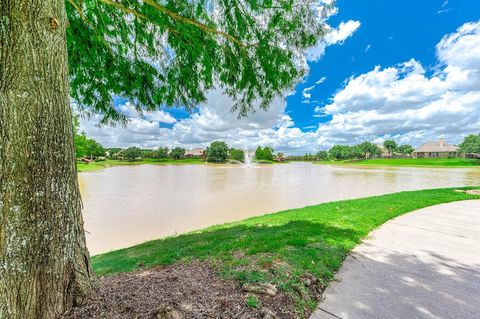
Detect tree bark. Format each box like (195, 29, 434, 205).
(0, 1, 96, 318)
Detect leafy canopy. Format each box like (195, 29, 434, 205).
(263, 146, 274, 161)
(152, 147, 170, 159)
(123, 146, 143, 160)
(459, 134, 480, 154)
(255, 146, 265, 161)
(229, 148, 245, 162)
(255, 146, 274, 161)
(328, 145, 352, 160)
(316, 150, 328, 160)
(67, 0, 328, 124)
(383, 140, 397, 154)
(170, 147, 186, 159)
(73, 116, 106, 158)
(398, 144, 414, 155)
(358, 141, 381, 159)
(205, 141, 229, 162)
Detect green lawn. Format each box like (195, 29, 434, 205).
(92, 187, 480, 314)
(77, 158, 205, 172)
(316, 158, 480, 167)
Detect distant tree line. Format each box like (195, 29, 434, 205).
(286, 140, 415, 162)
(75, 133, 283, 164)
(204, 142, 277, 163)
(81, 125, 480, 164)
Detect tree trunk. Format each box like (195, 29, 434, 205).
(0, 1, 96, 318)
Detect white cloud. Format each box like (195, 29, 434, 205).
(307, 20, 361, 62)
(302, 85, 315, 100)
(301, 78, 326, 103)
(314, 20, 480, 148)
(116, 102, 177, 124)
(437, 0, 451, 14)
(325, 20, 361, 45)
(144, 111, 177, 124)
(316, 76, 327, 84)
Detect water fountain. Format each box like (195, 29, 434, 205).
(243, 150, 256, 167)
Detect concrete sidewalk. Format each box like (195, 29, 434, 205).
(311, 200, 480, 319)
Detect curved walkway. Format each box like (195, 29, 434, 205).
(311, 200, 480, 319)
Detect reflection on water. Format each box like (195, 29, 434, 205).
(79, 163, 480, 254)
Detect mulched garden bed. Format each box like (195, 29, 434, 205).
(62, 260, 299, 319)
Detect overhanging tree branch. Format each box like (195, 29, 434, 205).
(98, 0, 247, 47)
(143, 0, 246, 47)
(100, 0, 148, 19)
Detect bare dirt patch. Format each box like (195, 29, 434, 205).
(62, 260, 297, 319)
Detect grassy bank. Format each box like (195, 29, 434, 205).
(77, 158, 205, 172)
(92, 187, 479, 314)
(77, 158, 288, 172)
(316, 158, 480, 167)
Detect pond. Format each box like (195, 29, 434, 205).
(79, 162, 480, 254)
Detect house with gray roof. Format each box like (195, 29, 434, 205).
(413, 139, 460, 158)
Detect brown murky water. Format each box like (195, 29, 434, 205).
(79, 163, 480, 254)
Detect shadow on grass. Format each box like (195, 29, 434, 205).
(93, 188, 480, 282)
(93, 220, 361, 284)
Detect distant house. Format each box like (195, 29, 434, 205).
(112, 149, 125, 160)
(375, 144, 391, 158)
(413, 139, 460, 158)
(275, 153, 286, 162)
(185, 147, 205, 159)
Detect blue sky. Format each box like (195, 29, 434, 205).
(289, 0, 480, 130)
(82, 0, 480, 153)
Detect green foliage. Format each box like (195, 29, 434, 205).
(383, 140, 398, 156)
(75, 133, 105, 159)
(328, 145, 352, 160)
(263, 147, 274, 161)
(398, 144, 414, 155)
(303, 152, 314, 161)
(245, 295, 258, 309)
(123, 147, 143, 161)
(170, 147, 186, 160)
(151, 147, 170, 159)
(255, 146, 265, 161)
(66, 0, 327, 123)
(73, 116, 106, 158)
(316, 150, 328, 160)
(205, 141, 229, 162)
(74, 132, 89, 158)
(255, 146, 274, 161)
(141, 149, 154, 158)
(324, 140, 407, 161)
(229, 148, 245, 162)
(358, 141, 381, 159)
(459, 134, 480, 154)
(350, 145, 364, 159)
